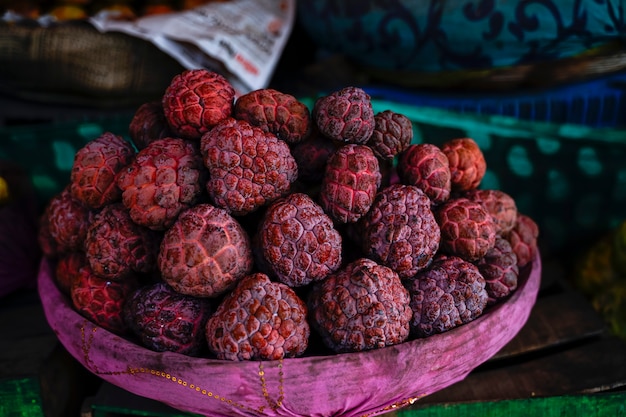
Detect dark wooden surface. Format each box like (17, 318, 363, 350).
(0, 290, 57, 379)
(0, 289, 55, 417)
(0, 289, 101, 417)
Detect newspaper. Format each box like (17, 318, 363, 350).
(88, 0, 296, 95)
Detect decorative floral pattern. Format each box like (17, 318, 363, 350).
(297, 0, 626, 71)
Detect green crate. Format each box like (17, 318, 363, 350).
(396, 392, 626, 417)
(2, 101, 626, 257)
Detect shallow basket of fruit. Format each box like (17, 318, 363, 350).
(38, 253, 540, 417)
(35, 69, 542, 416)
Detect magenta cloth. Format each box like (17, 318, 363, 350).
(38, 253, 541, 417)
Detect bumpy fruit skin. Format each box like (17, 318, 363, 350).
(313, 86, 375, 144)
(43, 186, 93, 254)
(436, 197, 497, 262)
(85, 203, 161, 281)
(162, 69, 235, 140)
(116, 137, 207, 231)
(366, 110, 413, 160)
(463, 189, 517, 235)
(406, 256, 488, 337)
(205, 273, 310, 361)
(234, 88, 311, 145)
(320, 144, 381, 224)
(290, 130, 337, 183)
(124, 282, 212, 356)
(71, 263, 139, 335)
(37, 212, 59, 259)
(475, 236, 519, 305)
(505, 213, 539, 268)
(128, 101, 173, 150)
(308, 258, 412, 353)
(258, 193, 343, 287)
(251, 229, 274, 277)
(377, 158, 397, 189)
(360, 184, 440, 279)
(200, 118, 298, 216)
(55, 251, 88, 296)
(70, 132, 135, 210)
(441, 137, 486, 192)
(397, 143, 451, 205)
(158, 203, 253, 298)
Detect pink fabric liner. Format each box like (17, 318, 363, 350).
(38, 253, 541, 417)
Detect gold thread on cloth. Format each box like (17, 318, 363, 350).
(359, 396, 424, 417)
(79, 320, 418, 416)
(79, 320, 286, 414)
(259, 360, 285, 410)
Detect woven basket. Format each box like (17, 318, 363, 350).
(0, 20, 184, 107)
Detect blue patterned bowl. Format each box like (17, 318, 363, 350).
(296, 0, 624, 73)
